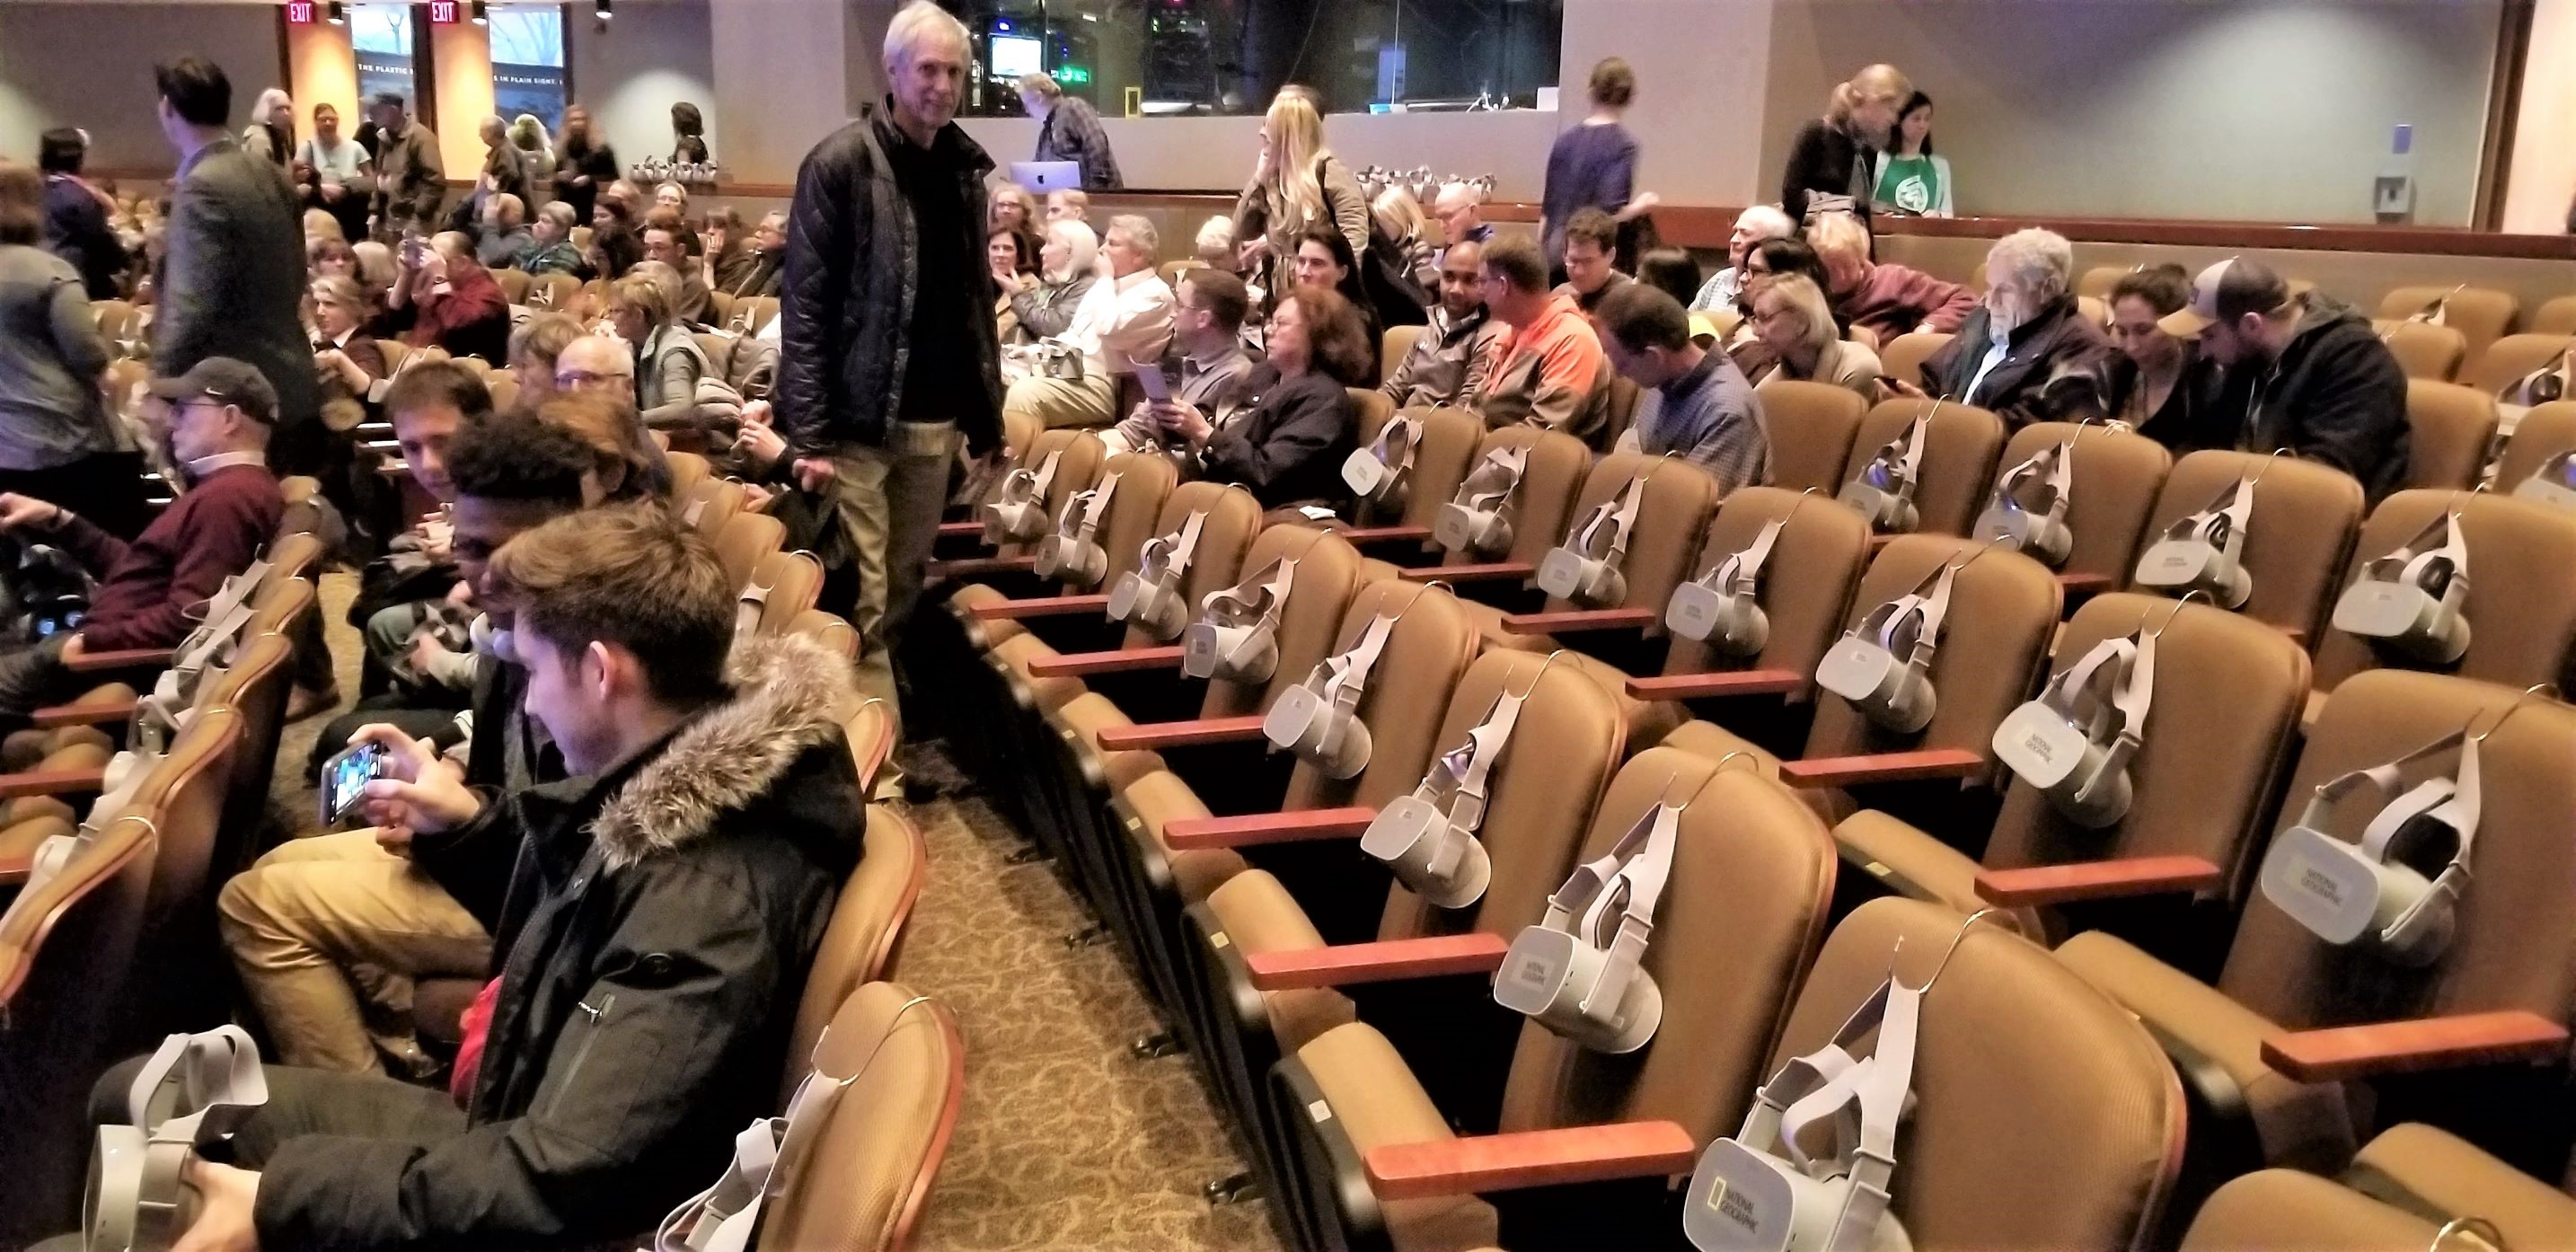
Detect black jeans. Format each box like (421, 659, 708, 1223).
(88, 1052, 467, 1168)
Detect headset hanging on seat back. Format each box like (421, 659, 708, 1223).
(1342, 413, 1423, 508)
(1494, 798, 1682, 1053)
(1992, 624, 2156, 827)
(1032, 470, 1123, 588)
(984, 448, 1064, 543)
(1837, 405, 1933, 534)
(1435, 444, 1530, 557)
(2330, 510, 2471, 665)
(1261, 609, 1398, 779)
(1815, 561, 1959, 734)
(2134, 475, 2254, 609)
(1361, 679, 1531, 907)
(1668, 516, 1786, 656)
(2259, 724, 2482, 967)
(1107, 509, 1207, 640)
(1181, 557, 1295, 682)
(1972, 437, 2075, 568)
(1538, 472, 1651, 607)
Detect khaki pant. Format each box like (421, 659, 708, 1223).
(217, 829, 491, 1074)
(825, 421, 959, 745)
(1003, 373, 1118, 431)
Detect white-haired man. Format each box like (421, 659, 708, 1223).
(1689, 204, 1795, 313)
(1003, 213, 1174, 430)
(777, 0, 1003, 759)
(1904, 227, 2119, 428)
(1430, 181, 1493, 264)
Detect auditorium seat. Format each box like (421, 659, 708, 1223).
(2378, 321, 2468, 382)
(1877, 330, 1954, 385)
(1752, 378, 1870, 495)
(786, 607, 859, 659)
(2076, 264, 2138, 301)
(1472, 453, 1721, 690)
(491, 268, 533, 305)
(737, 549, 825, 639)
(2308, 490, 2576, 718)
(749, 983, 966, 1252)
(1424, 426, 1592, 583)
(2465, 332, 2572, 398)
(2492, 400, 2576, 498)
(2534, 295, 2576, 337)
(2127, 449, 2364, 647)
(779, 806, 931, 1099)
(1977, 420, 2172, 598)
(674, 472, 743, 537)
(2378, 286, 2519, 361)
(2401, 381, 2500, 489)
(1838, 398, 2007, 541)
(710, 507, 785, 590)
(1337, 405, 1486, 557)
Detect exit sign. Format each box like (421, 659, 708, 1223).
(428, 0, 461, 22)
(1056, 66, 1091, 85)
(287, 0, 317, 22)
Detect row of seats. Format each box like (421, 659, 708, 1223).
(898, 413, 2576, 1249)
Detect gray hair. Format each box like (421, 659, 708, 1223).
(1106, 214, 1158, 260)
(539, 200, 579, 231)
(1194, 215, 1233, 259)
(1737, 204, 1796, 242)
(1986, 227, 2073, 301)
(629, 260, 685, 315)
(1433, 182, 1486, 212)
(884, 0, 970, 72)
(758, 210, 787, 232)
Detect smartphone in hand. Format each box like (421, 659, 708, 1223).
(319, 740, 390, 826)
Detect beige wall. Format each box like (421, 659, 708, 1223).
(0, 1, 280, 172)
(2501, 0, 2576, 234)
(428, 20, 495, 180)
(285, 20, 360, 135)
(568, 0, 717, 178)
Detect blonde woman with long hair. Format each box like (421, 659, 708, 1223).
(1233, 91, 1367, 308)
(1781, 63, 1910, 225)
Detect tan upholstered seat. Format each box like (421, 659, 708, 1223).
(2076, 264, 2138, 301)
(1352, 387, 1398, 450)
(754, 983, 966, 1252)
(491, 268, 534, 305)
(2464, 332, 2573, 397)
(2126, 449, 2364, 646)
(1381, 326, 1424, 388)
(2378, 321, 2468, 382)
(2491, 400, 2576, 495)
(2402, 382, 2500, 490)
(1754, 378, 1869, 495)
(740, 550, 825, 638)
(2378, 285, 2519, 361)
(2534, 295, 2576, 338)
(1643, 487, 1874, 710)
(1982, 421, 2172, 593)
(1345, 407, 1483, 539)
(663, 449, 710, 497)
(1433, 427, 1592, 576)
(673, 473, 743, 539)
(2342, 1122, 2576, 1251)
(2181, 1168, 2445, 1250)
(1504, 452, 1720, 630)
(2309, 490, 2576, 710)
(1839, 398, 2008, 538)
(779, 806, 930, 1101)
(709, 507, 784, 590)
(1877, 331, 1954, 386)
(786, 608, 858, 659)
(2056, 671, 2576, 1173)
(736, 295, 781, 333)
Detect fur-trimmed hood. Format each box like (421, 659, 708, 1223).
(589, 631, 860, 870)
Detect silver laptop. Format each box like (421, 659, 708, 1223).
(1011, 161, 1083, 193)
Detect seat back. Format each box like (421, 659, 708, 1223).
(1754, 378, 1870, 495)
(2076, 265, 2135, 301)
(757, 983, 966, 1252)
(2130, 450, 2364, 644)
(1495, 754, 1834, 1147)
(712, 508, 786, 591)
(1592, 375, 1644, 453)
(2217, 671, 2576, 1034)
(1988, 421, 2172, 586)
(675, 473, 744, 538)
(1985, 595, 2311, 911)
(788, 608, 860, 660)
(1200, 525, 1368, 719)
(2403, 381, 2500, 490)
(737, 295, 782, 332)
(1350, 388, 1398, 450)
(2379, 285, 2519, 360)
(1278, 580, 1481, 813)
(492, 268, 534, 304)
(1540, 452, 1722, 613)
(2312, 489, 2576, 695)
(781, 806, 931, 1101)
(1769, 897, 2185, 1251)
(2535, 295, 2576, 338)
(1122, 481, 1264, 648)
(665, 449, 711, 498)
(1878, 331, 1954, 386)
(743, 550, 825, 637)
(130, 705, 243, 924)
(2465, 332, 2573, 396)
(1804, 535, 2061, 773)
(2492, 400, 2576, 494)
(703, 289, 737, 331)
(1373, 648, 1628, 943)
(1840, 399, 2007, 537)
(1661, 488, 1874, 702)
(2378, 321, 2467, 382)
(1067, 452, 1178, 592)
(211, 610, 301, 869)
(1388, 407, 1486, 533)
(992, 428, 1107, 556)
(527, 270, 582, 314)
(1381, 326, 1423, 384)
(2180, 1168, 2443, 1251)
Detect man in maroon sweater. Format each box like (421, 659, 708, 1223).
(0, 357, 285, 723)
(1809, 209, 1977, 346)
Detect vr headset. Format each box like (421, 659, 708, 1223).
(1837, 406, 1934, 534)
(1261, 610, 1398, 778)
(1668, 517, 1786, 657)
(1537, 474, 1650, 608)
(1972, 439, 2074, 568)
(1494, 799, 1681, 1054)
(1107, 509, 1207, 641)
(2498, 351, 2571, 410)
(1032, 470, 1123, 589)
(1992, 626, 2156, 828)
(1435, 445, 1531, 557)
(1683, 974, 1922, 1252)
(1815, 561, 1959, 735)
(2133, 476, 2254, 609)
(1180, 557, 1295, 683)
(2330, 511, 2471, 666)
(1341, 414, 1424, 509)
(149, 559, 268, 717)
(984, 448, 1065, 544)
(2404, 287, 2461, 329)
(85, 1027, 270, 1252)
(2259, 725, 2481, 967)
(1359, 681, 1530, 908)
(2514, 448, 2576, 514)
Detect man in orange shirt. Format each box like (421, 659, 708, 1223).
(1476, 233, 1608, 442)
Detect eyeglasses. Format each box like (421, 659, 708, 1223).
(553, 369, 631, 388)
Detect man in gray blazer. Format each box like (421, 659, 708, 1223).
(153, 56, 321, 474)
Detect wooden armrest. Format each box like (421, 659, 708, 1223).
(29, 699, 139, 729)
(0, 854, 28, 886)
(1243, 931, 1510, 991)
(1365, 1121, 1699, 1201)
(1778, 748, 1984, 789)
(1500, 607, 1657, 635)
(1625, 669, 1804, 700)
(1336, 525, 1436, 543)
(926, 554, 1037, 579)
(2056, 571, 2114, 594)
(1024, 645, 1186, 678)
(936, 520, 984, 538)
(0, 767, 108, 798)
(1402, 561, 1537, 584)
(2260, 1010, 2569, 1084)
(1092, 714, 1267, 752)
(65, 647, 172, 673)
(1164, 807, 1377, 851)
(968, 594, 1112, 622)
(1973, 855, 2223, 908)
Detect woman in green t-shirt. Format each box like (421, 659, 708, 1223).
(1871, 92, 1954, 218)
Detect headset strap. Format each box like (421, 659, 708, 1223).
(1459, 444, 1531, 514)
(1001, 449, 1063, 511)
(126, 1025, 267, 1132)
(1868, 410, 1932, 496)
(1704, 516, 1787, 600)
(2373, 512, 2471, 609)
(2048, 628, 2155, 754)
(734, 579, 773, 639)
(1140, 509, 1208, 589)
(1058, 470, 1122, 546)
(1534, 801, 1680, 1022)
(1419, 684, 1529, 844)
(2504, 351, 2574, 407)
(1864, 562, 1959, 670)
(1203, 556, 1296, 631)
(2301, 727, 2482, 870)
(1995, 438, 2075, 526)
(1370, 415, 1423, 478)
(1311, 611, 1398, 723)
(2172, 476, 2255, 561)
(1568, 473, 1651, 569)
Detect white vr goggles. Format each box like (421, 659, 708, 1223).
(1537, 474, 1650, 608)
(2259, 725, 2482, 967)
(1341, 414, 1424, 508)
(85, 1027, 270, 1252)
(2330, 511, 2471, 666)
(984, 448, 1065, 544)
(1993, 625, 2157, 828)
(152, 560, 267, 716)
(2134, 476, 2254, 609)
(1180, 557, 1295, 683)
(1837, 407, 1933, 534)
(2514, 448, 2576, 514)
(1033, 470, 1123, 589)
(1683, 973, 1921, 1252)
(1360, 680, 1531, 908)
(1494, 799, 1681, 1054)
(1261, 610, 1398, 779)
(1434, 445, 1531, 557)
(1107, 509, 1207, 641)
(1815, 562, 1959, 735)
(1972, 439, 2074, 569)
(1668, 517, 1786, 657)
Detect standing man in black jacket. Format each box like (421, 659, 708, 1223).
(779, 0, 1003, 751)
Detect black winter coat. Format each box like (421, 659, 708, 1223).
(1920, 295, 2122, 429)
(2148, 296, 2413, 502)
(1202, 366, 1359, 510)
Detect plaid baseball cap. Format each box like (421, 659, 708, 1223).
(146, 357, 278, 423)
(2158, 258, 2293, 339)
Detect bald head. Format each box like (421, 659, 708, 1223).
(430, 231, 481, 271)
(1432, 182, 1486, 246)
(555, 335, 635, 396)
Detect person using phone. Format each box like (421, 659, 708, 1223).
(1099, 268, 1260, 456)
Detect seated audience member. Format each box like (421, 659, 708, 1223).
(476, 193, 533, 269)
(990, 183, 1043, 273)
(536, 369, 675, 501)
(652, 179, 690, 216)
(1371, 185, 1439, 295)
(1477, 233, 1607, 437)
(1912, 228, 2117, 428)
(169, 503, 863, 1251)
(2104, 264, 2223, 440)
(582, 221, 642, 283)
(1381, 237, 1510, 410)
(1636, 247, 1700, 308)
(2157, 257, 2411, 500)
(304, 209, 345, 250)
(1153, 285, 1368, 510)
(1429, 181, 1495, 264)
(1045, 187, 1090, 223)
(1103, 268, 1263, 456)
(1009, 217, 1098, 344)
(1742, 272, 1883, 403)
(1002, 214, 1175, 430)
(714, 209, 786, 299)
(516, 201, 585, 276)
(0, 357, 284, 722)
(590, 181, 637, 234)
(40, 127, 130, 299)
(1691, 204, 1796, 313)
(606, 272, 712, 434)
(1595, 283, 1770, 492)
(1554, 207, 1632, 314)
(309, 275, 388, 431)
(640, 207, 715, 324)
(1289, 226, 1382, 375)
(508, 312, 585, 403)
(1808, 209, 1974, 343)
(989, 227, 1027, 343)
(310, 236, 360, 286)
(348, 362, 493, 702)
(1193, 215, 1238, 272)
(389, 232, 512, 364)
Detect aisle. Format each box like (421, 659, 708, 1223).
(897, 794, 1284, 1252)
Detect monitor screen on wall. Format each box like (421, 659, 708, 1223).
(990, 34, 1042, 81)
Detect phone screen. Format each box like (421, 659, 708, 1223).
(320, 741, 388, 824)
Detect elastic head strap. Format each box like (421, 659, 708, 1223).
(1575, 800, 1682, 1022)
(2383, 510, 2470, 608)
(2000, 438, 2076, 523)
(1460, 444, 1530, 512)
(1316, 611, 1399, 719)
(1141, 509, 1208, 586)
(1707, 516, 1787, 601)
(1372, 415, 1423, 473)
(2174, 476, 2255, 559)
(1204, 556, 1296, 629)
(1424, 683, 1529, 839)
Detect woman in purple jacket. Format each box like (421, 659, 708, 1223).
(1540, 57, 1660, 271)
